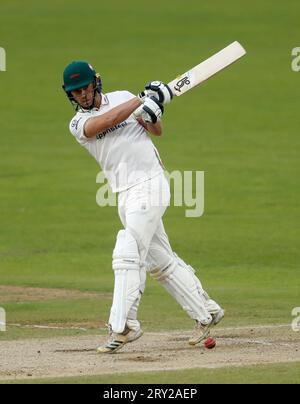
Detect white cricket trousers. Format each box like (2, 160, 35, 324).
(117, 173, 173, 329)
(118, 172, 171, 265)
(114, 172, 216, 331)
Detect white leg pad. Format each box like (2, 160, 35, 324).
(174, 253, 222, 314)
(148, 249, 212, 324)
(109, 229, 141, 333)
(126, 266, 146, 331)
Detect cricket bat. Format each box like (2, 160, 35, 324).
(168, 41, 246, 97)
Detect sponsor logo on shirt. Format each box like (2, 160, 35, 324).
(96, 121, 128, 140)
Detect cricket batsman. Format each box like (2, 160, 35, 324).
(62, 61, 224, 354)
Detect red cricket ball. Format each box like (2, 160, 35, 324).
(204, 337, 216, 349)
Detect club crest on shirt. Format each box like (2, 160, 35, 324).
(71, 117, 82, 130)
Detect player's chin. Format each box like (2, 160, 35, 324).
(80, 100, 93, 109)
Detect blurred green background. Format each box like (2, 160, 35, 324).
(0, 0, 299, 338)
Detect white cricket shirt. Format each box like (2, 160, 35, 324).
(69, 91, 164, 193)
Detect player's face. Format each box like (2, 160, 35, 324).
(71, 82, 94, 108)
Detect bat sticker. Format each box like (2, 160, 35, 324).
(174, 76, 191, 93)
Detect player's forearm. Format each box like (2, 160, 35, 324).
(145, 121, 162, 136)
(84, 98, 142, 138)
(136, 117, 163, 136)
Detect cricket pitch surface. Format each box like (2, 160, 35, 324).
(0, 325, 299, 381)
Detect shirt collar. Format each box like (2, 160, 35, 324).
(79, 93, 109, 113)
(100, 93, 109, 107)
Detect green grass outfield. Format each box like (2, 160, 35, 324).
(0, 0, 300, 383)
(2, 363, 300, 385)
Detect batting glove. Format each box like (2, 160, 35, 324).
(134, 96, 164, 123)
(138, 81, 173, 104)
